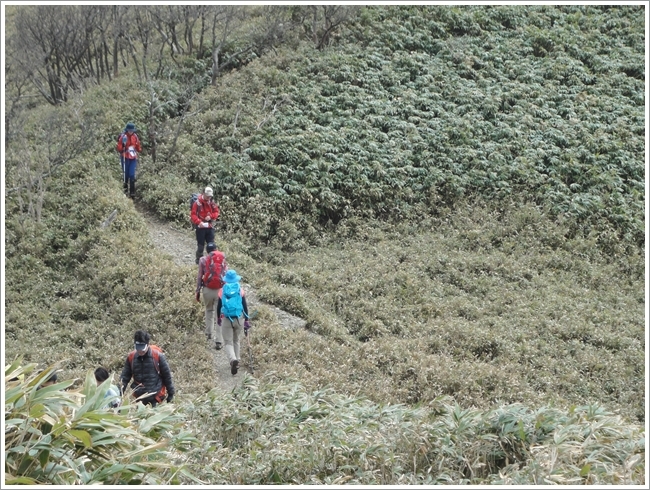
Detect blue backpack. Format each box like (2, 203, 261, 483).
(221, 282, 243, 319)
(189, 193, 200, 229)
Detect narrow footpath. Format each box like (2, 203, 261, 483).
(134, 201, 306, 393)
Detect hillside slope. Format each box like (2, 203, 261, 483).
(3, 3, 645, 485)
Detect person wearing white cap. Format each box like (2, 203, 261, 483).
(190, 186, 220, 264)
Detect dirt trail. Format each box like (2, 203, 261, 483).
(134, 202, 306, 392)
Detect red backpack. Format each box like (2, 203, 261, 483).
(203, 251, 226, 290)
(127, 345, 167, 403)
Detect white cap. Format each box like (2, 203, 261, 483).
(204, 187, 214, 197)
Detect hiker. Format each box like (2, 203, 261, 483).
(217, 269, 251, 375)
(196, 241, 228, 350)
(94, 367, 121, 409)
(190, 186, 220, 264)
(120, 330, 175, 407)
(37, 372, 58, 389)
(116, 122, 142, 198)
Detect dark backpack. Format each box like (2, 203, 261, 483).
(203, 251, 226, 289)
(221, 282, 244, 319)
(190, 193, 200, 229)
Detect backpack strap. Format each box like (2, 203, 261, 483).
(128, 348, 161, 375)
(128, 350, 135, 368)
(128, 348, 165, 402)
(150, 347, 161, 375)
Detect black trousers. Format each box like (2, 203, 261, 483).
(195, 227, 215, 255)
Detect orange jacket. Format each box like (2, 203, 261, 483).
(191, 194, 220, 227)
(117, 132, 142, 159)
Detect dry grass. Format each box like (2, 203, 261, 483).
(238, 201, 644, 423)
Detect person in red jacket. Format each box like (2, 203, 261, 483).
(116, 122, 142, 198)
(190, 186, 220, 264)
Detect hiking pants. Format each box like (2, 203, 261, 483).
(195, 227, 215, 259)
(222, 316, 243, 364)
(203, 287, 223, 344)
(122, 157, 137, 196)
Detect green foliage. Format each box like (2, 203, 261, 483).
(4, 361, 198, 485)
(3, 4, 645, 485)
(179, 374, 644, 484)
(242, 201, 644, 422)
(138, 5, 643, 253)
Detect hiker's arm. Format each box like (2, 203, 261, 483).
(158, 355, 175, 396)
(211, 203, 220, 221)
(190, 202, 202, 226)
(196, 261, 204, 294)
(119, 357, 132, 394)
(242, 294, 249, 319)
(216, 296, 222, 317)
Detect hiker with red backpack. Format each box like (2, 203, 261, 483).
(217, 270, 251, 375)
(190, 186, 220, 264)
(196, 241, 228, 350)
(116, 122, 142, 198)
(120, 330, 175, 407)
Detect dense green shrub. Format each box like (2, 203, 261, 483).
(4, 361, 198, 484)
(4, 4, 645, 485)
(179, 374, 644, 484)
(136, 5, 645, 255)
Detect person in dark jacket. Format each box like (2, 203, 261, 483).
(120, 330, 175, 407)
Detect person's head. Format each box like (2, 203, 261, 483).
(134, 330, 150, 355)
(40, 372, 58, 389)
(94, 367, 110, 385)
(206, 242, 217, 253)
(223, 269, 242, 284)
(203, 186, 214, 201)
(124, 122, 136, 133)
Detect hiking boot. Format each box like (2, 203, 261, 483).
(230, 359, 239, 375)
(215, 342, 222, 350)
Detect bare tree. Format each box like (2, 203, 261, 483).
(291, 5, 360, 50)
(111, 5, 127, 77)
(8, 5, 117, 104)
(5, 93, 96, 231)
(150, 5, 185, 62)
(208, 5, 241, 86)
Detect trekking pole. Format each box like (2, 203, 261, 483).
(245, 310, 258, 373)
(120, 154, 126, 187)
(245, 328, 254, 373)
